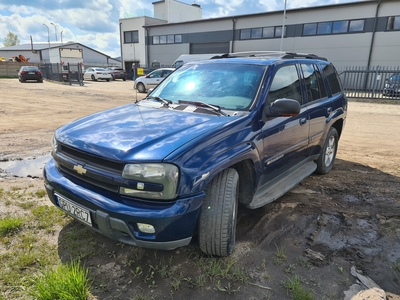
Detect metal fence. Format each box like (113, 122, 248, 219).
(337, 66, 400, 100)
(40, 63, 84, 86)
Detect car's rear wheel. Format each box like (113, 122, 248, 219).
(137, 83, 146, 93)
(315, 127, 338, 174)
(199, 168, 239, 256)
(91, 75, 96, 81)
(123, 78, 126, 81)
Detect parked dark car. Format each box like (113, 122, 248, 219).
(105, 67, 127, 81)
(383, 73, 400, 97)
(44, 51, 347, 257)
(18, 66, 43, 83)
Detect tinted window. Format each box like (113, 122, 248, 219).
(240, 29, 251, 39)
(333, 21, 348, 33)
(321, 63, 342, 95)
(349, 20, 365, 32)
(263, 27, 274, 38)
(268, 65, 302, 104)
(301, 64, 327, 102)
(251, 28, 262, 39)
(303, 23, 317, 35)
(387, 16, 400, 30)
(317, 22, 332, 34)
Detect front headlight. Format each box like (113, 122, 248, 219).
(121, 163, 179, 200)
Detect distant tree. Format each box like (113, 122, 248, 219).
(3, 31, 20, 47)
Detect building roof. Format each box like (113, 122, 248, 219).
(0, 42, 120, 61)
(143, 0, 381, 28)
(0, 42, 75, 51)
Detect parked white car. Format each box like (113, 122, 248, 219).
(84, 68, 112, 81)
(134, 68, 175, 93)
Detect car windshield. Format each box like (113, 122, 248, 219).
(150, 62, 265, 111)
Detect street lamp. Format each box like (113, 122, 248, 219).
(43, 23, 50, 62)
(50, 22, 58, 41)
(60, 31, 63, 45)
(279, 0, 287, 51)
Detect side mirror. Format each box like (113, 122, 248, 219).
(264, 99, 301, 117)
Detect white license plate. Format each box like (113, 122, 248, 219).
(28, 72, 35, 74)
(55, 193, 92, 226)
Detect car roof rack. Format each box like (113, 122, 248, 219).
(211, 51, 327, 61)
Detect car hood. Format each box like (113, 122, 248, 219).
(56, 103, 232, 161)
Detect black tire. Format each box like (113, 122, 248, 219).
(137, 82, 146, 93)
(315, 127, 338, 174)
(106, 79, 110, 82)
(91, 75, 96, 81)
(123, 78, 126, 81)
(199, 168, 239, 256)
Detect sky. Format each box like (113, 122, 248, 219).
(0, 0, 361, 58)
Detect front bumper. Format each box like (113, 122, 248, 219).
(43, 159, 204, 250)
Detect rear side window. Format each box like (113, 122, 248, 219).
(268, 65, 303, 104)
(301, 63, 327, 102)
(321, 63, 342, 95)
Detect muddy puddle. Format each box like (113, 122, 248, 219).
(0, 155, 51, 178)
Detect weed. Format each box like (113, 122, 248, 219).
(285, 264, 296, 274)
(0, 215, 24, 237)
(275, 243, 287, 263)
(392, 263, 400, 272)
(281, 275, 315, 300)
(297, 257, 314, 270)
(216, 280, 241, 294)
(29, 260, 91, 300)
(338, 266, 344, 273)
(35, 189, 47, 198)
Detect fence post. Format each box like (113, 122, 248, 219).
(371, 65, 379, 99)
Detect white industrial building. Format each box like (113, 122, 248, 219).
(119, 0, 400, 71)
(0, 42, 121, 67)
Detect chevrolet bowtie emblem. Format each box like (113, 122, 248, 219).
(73, 164, 87, 175)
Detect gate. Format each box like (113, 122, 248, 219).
(39, 63, 84, 86)
(338, 66, 400, 100)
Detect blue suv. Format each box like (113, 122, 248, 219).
(44, 52, 347, 256)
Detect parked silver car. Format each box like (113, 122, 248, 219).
(134, 68, 174, 93)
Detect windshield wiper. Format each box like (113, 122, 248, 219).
(178, 100, 228, 116)
(146, 96, 172, 107)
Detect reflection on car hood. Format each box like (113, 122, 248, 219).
(56, 103, 231, 161)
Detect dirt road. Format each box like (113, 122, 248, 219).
(0, 78, 399, 299)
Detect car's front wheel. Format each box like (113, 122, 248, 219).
(315, 127, 338, 174)
(91, 75, 96, 81)
(199, 168, 239, 256)
(137, 82, 146, 93)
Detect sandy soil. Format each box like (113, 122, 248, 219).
(0, 78, 399, 299)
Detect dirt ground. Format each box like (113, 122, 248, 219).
(1, 78, 400, 299)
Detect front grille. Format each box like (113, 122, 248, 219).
(56, 143, 125, 193)
(59, 144, 125, 172)
(59, 165, 119, 193)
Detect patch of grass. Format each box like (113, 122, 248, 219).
(29, 261, 91, 300)
(275, 243, 287, 262)
(35, 189, 47, 198)
(0, 215, 24, 237)
(296, 257, 314, 270)
(281, 275, 315, 300)
(392, 263, 400, 272)
(31, 205, 68, 231)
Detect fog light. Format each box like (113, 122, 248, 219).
(137, 223, 155, 234)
